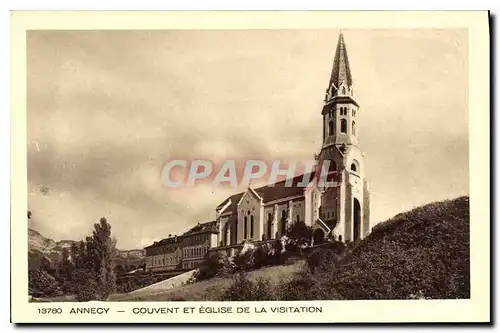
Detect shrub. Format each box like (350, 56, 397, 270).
(260, 240, 284, 266)
(232, 241, 285, 272)
(278, 270, 315, 300)
(196, 251, 233, 281)
(233, 243, 256, 271)
(306, 247, 342, 274)
(251, 244, 269, 269)
(72, 269, 100, 301)
(285, 220, 313, 252)
(219, 272, 275, 301)
(28, 269, 61, 298)
(279, 269, 343, 300)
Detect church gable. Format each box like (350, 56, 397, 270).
(237, 187, 262, 209)
(237, 187, 262, 242)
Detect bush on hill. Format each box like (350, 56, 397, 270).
(306, 241, 346, 273)
(219, 272, 275, 301)
(196, 241, 285, 282)
(195, 251, 234, 281)
(233, 241, 284, 272)
(28, 269, 61, 298)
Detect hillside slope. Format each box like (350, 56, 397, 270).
(290, 196, 470, 300)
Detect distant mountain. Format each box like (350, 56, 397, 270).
(28, 228, 145, 270)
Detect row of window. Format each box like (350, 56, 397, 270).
(183, 246, 208, 258)
(147, 256, 204, 269)
(183, 233, 210, 246)
(152, 256, 180, 266)
(320, 210, 336, 220)
(327, 107, 356, 118)
(243, 214, 254, 239)
(328, 119, 356, 136)
(146, 246, 180, 256)
(265, 212, 301, 237)
(183, 261, 201, 269)
(321, 159, 359, 174)
(223, 211, 304, 245)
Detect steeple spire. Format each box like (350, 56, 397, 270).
(325, 32, 354, 102)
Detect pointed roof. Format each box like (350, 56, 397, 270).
(216, 172, 315, 215)
(328, 32, 353, 90)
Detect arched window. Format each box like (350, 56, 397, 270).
(267, 213, 273, 239)
(250, 215, 254, 238)
(351, 160, 360, 173)
(296, 215, 300, 223)
(352, 121, 356, 136)
(244, 216, 248, 239)
(341, 119, 347, 133)
(281, 210, 287, 236)
(342, 86, 346, 95)
(224, 224, 229, 245)
(328, 121, 334, 136)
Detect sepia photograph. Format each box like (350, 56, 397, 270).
(11, 11, 490, 323)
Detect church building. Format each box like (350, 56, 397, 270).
(214, 32, 371, 251)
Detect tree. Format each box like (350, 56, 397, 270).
(285, 220, 313, 254)
(91, 217, 116, 299)
(29, 269, 61, 298)
(57, 247, 75, 293)
(58, 248, 71, 275)
(71, 217, 117, 301)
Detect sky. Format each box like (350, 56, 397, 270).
(27, 29, 469, 249)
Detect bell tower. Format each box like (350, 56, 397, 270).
(315, 32, 371, 243)
(322, 32, 359, 149)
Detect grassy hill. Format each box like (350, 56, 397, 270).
(110, 195, 469, 301)
(288, 195, 470, 300)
